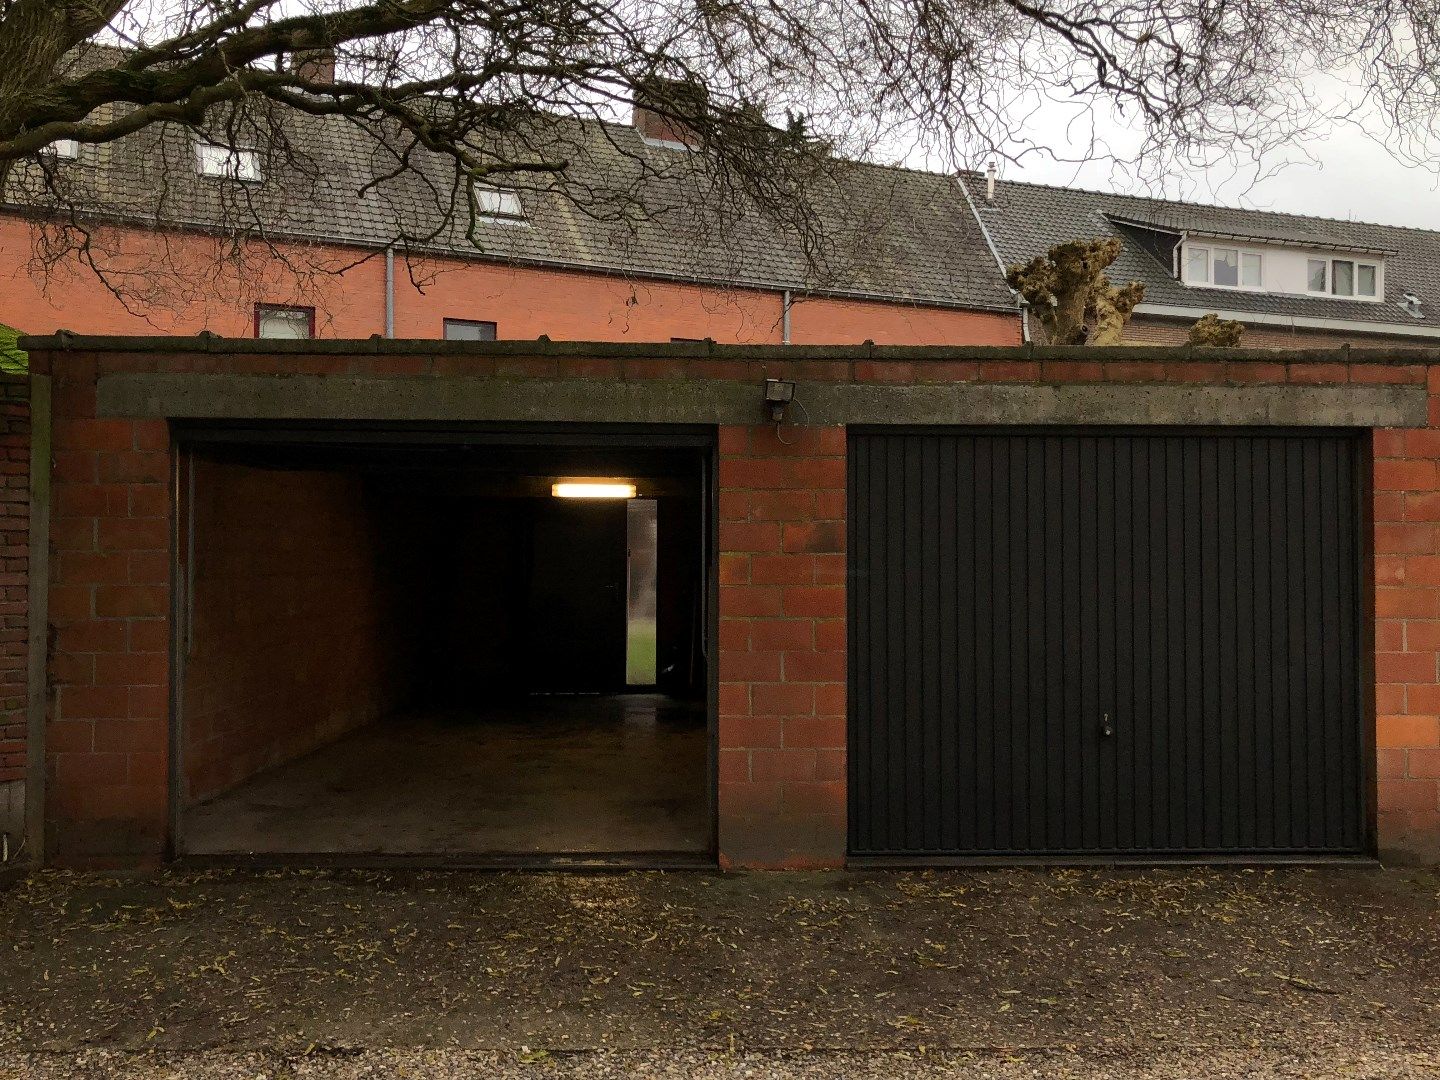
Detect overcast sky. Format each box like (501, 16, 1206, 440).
(952, 101, 1440, 232)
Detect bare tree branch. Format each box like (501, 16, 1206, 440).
(0, 0, 1435, 309)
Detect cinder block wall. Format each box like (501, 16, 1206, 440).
(180, 459, 417, 805)
(27, 341, 1440, 866)
(0, 375, 27, 846)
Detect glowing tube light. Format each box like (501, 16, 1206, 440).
(551, 481, 638, 499)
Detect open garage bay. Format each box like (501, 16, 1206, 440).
(173, 427, 714, 862)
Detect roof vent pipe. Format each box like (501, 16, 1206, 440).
(984, 160, 998, 203)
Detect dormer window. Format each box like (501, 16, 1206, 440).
(474, 186, 525, 222)
(1183, 244, 1262, 290)
(1307, 257, 1379, 299)
(1179, 238, 1384, 302)
(195, 142, 260, 181)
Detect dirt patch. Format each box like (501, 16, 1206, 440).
(0, 866, 1437, 1064)
(4, 1047, 1440, 1079)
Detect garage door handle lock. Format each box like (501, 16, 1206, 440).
(1101, 713, 1114, 738)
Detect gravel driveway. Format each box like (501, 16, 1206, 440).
(0, 865, 1437, 1077)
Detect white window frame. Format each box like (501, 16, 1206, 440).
(442, 318, 498, 341)
(1332, 259, 1357, 297)
(195, 141, 261, 182)
(1181, 242, 1265, 292)
(1305, 256, 1382, 301)
(474, 185, 526, 223)
(255, 304, 314, 339)
(1357, 262, 1379, 298)
(1185, 245, 1209, 285)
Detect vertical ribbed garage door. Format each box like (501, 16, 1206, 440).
(848, 429, 1367, 858)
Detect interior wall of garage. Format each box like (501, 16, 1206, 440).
(374, 491, 703, 703)
(399, 495, 626, 701)
(179, 458, 424, 806)
(656, 497, 705, 698)
(400, 496, 533, 704)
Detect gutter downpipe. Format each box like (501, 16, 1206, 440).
(954, 172, 1028, 343)
(384, 247, 395, 338)
(782, 289, 792, 344)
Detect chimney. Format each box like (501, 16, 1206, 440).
(291, 48, 336, 85)
(985, 160, 998, 203)
(631, 78, 708, 148)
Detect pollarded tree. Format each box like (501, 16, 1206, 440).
(1, 0, 1438, 304)
(1004, 238, 1145, 345)
(1188, 313, 1245, 346)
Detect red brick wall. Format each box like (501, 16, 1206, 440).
(1128, 315, 1434, 350)
(47, 396, 170, 858)
(717, 426, 847, 867)
(1, 214, 1021, 348)
(180, 459, 415, 806)
(1371, 371, 1440, 861)
(30, 343, 1440, 865)
(787, 297, 1019, 347)
(0, 375, 28, 841)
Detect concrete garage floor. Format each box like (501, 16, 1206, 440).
(183, 694, 709, 856)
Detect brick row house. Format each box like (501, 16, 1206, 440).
(8, 84, 1440, 353)
(8, 67, 1440, 867)
(0, 74, 1021, 348)
(972, 174, 1440, 349)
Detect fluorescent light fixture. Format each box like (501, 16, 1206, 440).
(552, 481, 637, 499)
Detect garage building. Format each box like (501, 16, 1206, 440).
(22, 337, 1439, 867)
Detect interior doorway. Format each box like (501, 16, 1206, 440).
(627, 498, 659, 687)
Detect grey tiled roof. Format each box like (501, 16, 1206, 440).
(2, 84, 1016, 313)
(973, 176, 1440, 332)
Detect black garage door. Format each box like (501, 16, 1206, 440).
(848, 429, 1368, 858)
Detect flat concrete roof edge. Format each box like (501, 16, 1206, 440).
(17, 334, 1440, 366)
(97, 372, 1428, 428)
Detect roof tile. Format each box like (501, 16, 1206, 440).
(976, 176, 1439, 331)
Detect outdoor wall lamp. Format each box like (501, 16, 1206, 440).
(765, 378, 796, 423)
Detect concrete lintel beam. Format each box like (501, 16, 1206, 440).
(96, 373, 1428, 429)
